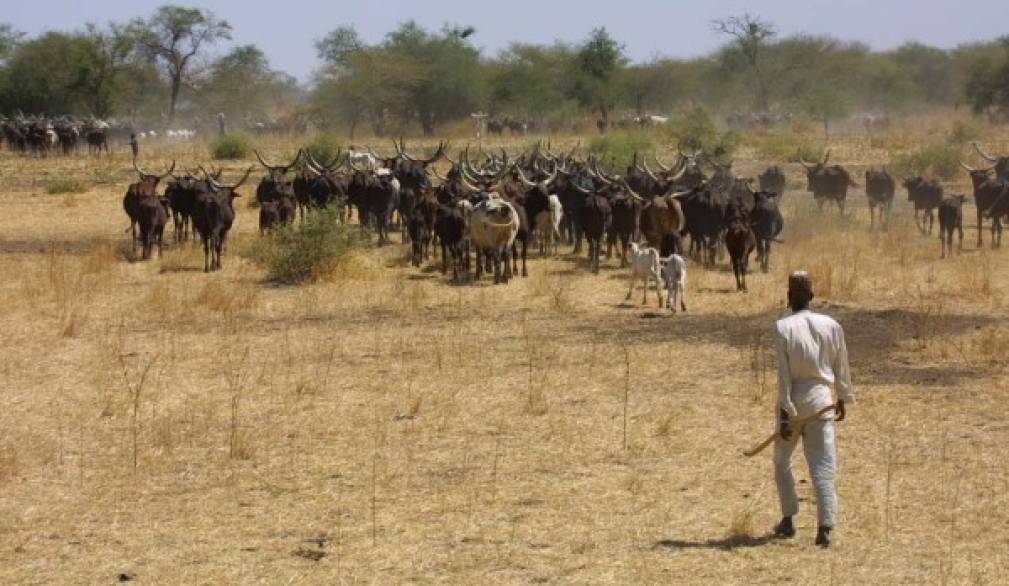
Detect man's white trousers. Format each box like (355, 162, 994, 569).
(773, 418, 837, 527)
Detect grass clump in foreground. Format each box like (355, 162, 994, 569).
(210, 133, 255, 160)
(46, 179, 87, 195)
(245, 208, 360, 284)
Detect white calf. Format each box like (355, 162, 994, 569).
(662, 254, 687, 313)
(534, 194, 564, 256)
(626, 242, 664, 307)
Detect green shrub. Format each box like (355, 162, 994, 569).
(949, 118, 983, 144)
(588, 132, 654, 171)
(245, 208, 358, 285)
(210, 133, 254, 160)
(305, 134, 343, 165)
(751, 127, 821, 163)
(46, 179, 87, 195)
(891, 141, 961, 181)
(661, 106, 737, 159)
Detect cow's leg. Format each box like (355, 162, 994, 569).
(680, 283, 687, 312)
(203, 238, 211, 272)
(653, 269, 663, 308)
(626, 271, 636, 300)
(521, 238, 527, 277)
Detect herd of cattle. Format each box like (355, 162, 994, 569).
(0, 115, 123, 155)
(119, 139, 1009, 295)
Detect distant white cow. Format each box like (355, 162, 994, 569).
(626, 242, 664, 307)
(662, 254, 687, 313)
(534, 194, 564, 256)
(348, 149, 379, 171)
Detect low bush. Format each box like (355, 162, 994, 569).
(210, 133, 254, 160)
(46, 179, 87, 195)
(305, 134, 343, 165)
(891, 141, 960, 180)
(588, 132, 654, 171)
(245, 208, 360, 284)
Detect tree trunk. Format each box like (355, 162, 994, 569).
(168, 72, 182, 127)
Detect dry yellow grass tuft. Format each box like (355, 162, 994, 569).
(1, 124, 1008, 583)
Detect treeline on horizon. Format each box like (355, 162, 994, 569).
(0, 6, 1008, 135)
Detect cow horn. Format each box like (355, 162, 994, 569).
(621, 179, 645, 202)
(641, 159, 660, 182)
(971, 141, 998, 163)
(326, 149, 344, 171)
(458, 172, 482, 194)
(592, 160, 613, 184)
(572, 181, 592, 195)
(132, 157, 150, 178)
(959, 161, 977, 173)
(653, 153, 671, 172)
(430, 167, 448, 183)
(515, 166, 537, 188)
(304, 154, 324, 175)
(798, 155, 815, 170)
(669, 189, 693, 199)
(254, 150, 275, 169)
(228, 167, 255, 190)
(670, 162, 688, 181)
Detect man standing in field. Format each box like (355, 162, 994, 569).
(772, 271, 853, 548)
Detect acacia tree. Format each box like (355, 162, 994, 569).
(129, 5, 231, 124)
(711, 14, 776, 112)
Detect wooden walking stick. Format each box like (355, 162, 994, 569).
(742, 405, 838, 457)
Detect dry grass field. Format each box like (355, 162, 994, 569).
(1, 123, 1008, 584)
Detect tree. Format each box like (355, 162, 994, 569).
(315, 26, 363, 73)
(0, 30, 132, 116)
(805, 90, 851, 137)
(712, 14, 776, 112)
(81, 24, 136, 117)
(568, 28, 626, 130)
(129, 5, 231, 124)
(312, 21, 482, 136)
(964, 37, 1009, 119)
(487, 43, 574, 118)
(196, 45, 297, 123)
(0, 23, 23, 63)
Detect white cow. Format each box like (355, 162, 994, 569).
(469, 197, 520, 284)
(661, 254, 687, 313)
(534, 194, 564, 256)
(626, 242, 664, 307)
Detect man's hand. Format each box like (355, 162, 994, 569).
(779, 409, 792, 441)
(835, 400, 846, 422)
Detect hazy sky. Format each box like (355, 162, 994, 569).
(6, 0, 1008, 82)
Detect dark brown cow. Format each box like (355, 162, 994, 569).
(937, 195, 966, 258)
(904, 176, 944, 235)
(725, 216, 756, 292)
(864, 168, 895, 230)
(124, 158, 175, 254)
